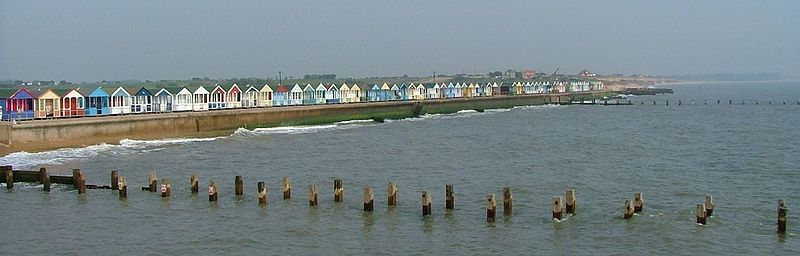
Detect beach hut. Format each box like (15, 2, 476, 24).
(315, 83, 327, 104)
(289, 84, 303, 105)
(226, 84, 242, 108)
(349, 83, 361, 103)
(242, 85, 260, 107)
(82, 87, 107, 116)
(209, 84, 226, 109)
(109, 87, 132, 115)
(173, 87, 193, 111)
(302, 84, 316, 105)
(325, 83, 340, 104)
(338, 83, 350, 103)
(259, 84, 273, 107)
(61, 88, 86, 117)
(153, 88, 173, 112)
(192, 86, 210, 111)
(455, 83, 464, 98)
(4, 88, 36, 120)
(130, 87, 153, 113)
(273, 85, 288, 106)
(414, 83, 426, 100)
(34, 89, 62, 118)
(424, 83, 439, 99)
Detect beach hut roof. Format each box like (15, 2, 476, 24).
(33, 88, 60, 98)
(228, 83, 241, 93)
(155, 88, 173, 97)
(176, 87, 192, 95)
(290, 84, 303, 92)
(9, 88, 35, 99)
(316, 83, 327, 91)
(325, 83, 339, 90)
(211, 84, 226, 94)
(338, 83, 349, 90)
(381, 83, 391, 90)
(193, 85, 210, 94)
(390, 84, 399, 90)
(303, 84, 315, 91)
(245, 85, 259, 93)
(111, 87, 131, 96)
(260, 84, 273, 92)
(275, 84, 288, 92)
(132, 87, 153, 97)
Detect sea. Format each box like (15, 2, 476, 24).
(1, 81, 798, 255)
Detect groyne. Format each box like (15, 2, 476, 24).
(0, 91, 609, 155)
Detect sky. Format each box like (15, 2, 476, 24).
(1, 0, 798, 82)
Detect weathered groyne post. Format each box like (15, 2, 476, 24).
(111, 170, 119, 191)
(387, 181, 397, 206)
(333, 179, 344, 202)
(257, 182, 267, 204)
(208, 179, 218, 202)
(503, 187, 512, 216)
(72, 169, 82, 189)
(623, 200, 635, 219)
(118, 176, 127, 199)
(282, 176, 291, 200)
(696, 203, 707, 225)
(147, 171, 157, 192)
(190, 174, 199, 194)
(704, 196, 715, 216)
(77, 175, 86, 194)
(40, 167, 51, 192)
(566, 189, 576, 215)
(160, 178, 170, 198)
(553, 196, 564, 221)
(445, 184, 454, 210)
(778, 199, 787, 234)
(234, 175, 244, 196)
(308, 184, 318, 206)
(363, 187, 374, 211)
(3, 166, 13, 189)
(487, 193, 496, 222)
(422, 191, 432, 216)
(633, 192, 644, 213)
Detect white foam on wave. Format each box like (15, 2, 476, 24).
(235, 119, 377, 136)
(336, 119, 375, 125)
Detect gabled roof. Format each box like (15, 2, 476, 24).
(390, 84, 399, 90)
(315, 83, 327, 91)
(111, 87, 131, 97)
(176, 87, 193, 95)
(9, 88, 35, 99)
(245, 85, 259, 93)
(303, 84, 315, 91)
(356, 83, 371, 91)
(34, 88, 60, 99)
(133, 87, 153, 97)
(228, 84, 241, 93)
(154, 88, 173, 97)
(399, 83, 408, 89)
(193, 85, 210, 94)
(338, 83, 349, 90)
(63, 88, 86, 98)
(275, 84, 288, 92)
(290, 84, 303, 92)
(260, 84, 273, 92)
(370, 84, 381, 90)
(325, 83, 339, 90)
(211, 84, 226, 94)
(380, 83, 391, 90)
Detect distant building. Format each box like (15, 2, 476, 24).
(522, 69, 536, 80)
(503, 69, 516, 80)
(579, 69, 596, 77)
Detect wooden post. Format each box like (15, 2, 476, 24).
(333, 178, 344, 202)
(282, 176, 291, 199)
(4, 166, 13, 189)
(234, 175, 243, 196)
(148, 171, 157, 192)
(77, 175, 86, 194)
(623, 200, 634, 219)
(778, 199, 787, 234)
(445, 184, 454, 210)
(257, 182, 267, 204)
(40, 167, 51, 192)
(72, 168, 82, 189)
(387, 181, 397, 206)
(696, 203, 707, 225)
(190, 174, 199, 194)
(704, 195, 715, 216)
(111, 170, 119, 191)
(633, 192, 644, 213)
(160, 178, 170, 198)
(309, 184, 318, 206)
(118, 176, 127, 199)
(565, 189, 576, 215)
(503, 187, 512, 216)
(552, 196, 564, 220)
(487, 193, 496, 222)
(363, 187, 374, 211)
(422, 191, 432, 216)
(208, 179, 218, 202)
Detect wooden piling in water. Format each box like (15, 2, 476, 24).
(257, 182, 266, 204)
(422, 191, 432, 216)
(309, 184, 318, 206)
(553, 196, 564, 220)
(445, 184, 454, 210)
(333, 179, 344, 202)
(147, 171, 157, 192)
(704, 196, 715, 216)
(160, 178, 170, 198)
(363, 187, 374, 211)
(696, 203, 707, 225)
(190, 174, 199, 194)
(487, 193, 496, 222)
(40, 167, 50, 192)
(387, 181, 397, 206)
(72, 169, 82, 189)
(281, 176, 292, 199)
(623, 200, 634, 219)
(208, 179, 218, 202)
(778, 199, 787, 234)
(234, 175, 243, 196)
(118, 176, 127, 198)
(503, 187, 512, 216)
(565, 189, 576, 215)
(77, 175, 86, 194)
(633, 192, 644, 213)
(4, 166, 13, 189)
(111, 170, 119, 191)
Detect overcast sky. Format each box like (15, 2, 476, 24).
(1, 0, 798, 82)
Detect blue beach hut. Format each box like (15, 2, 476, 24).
(83, 87, 110, 116)
(4, 88, 36, 120)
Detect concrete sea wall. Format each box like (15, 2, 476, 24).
(0, 92, 609, 155)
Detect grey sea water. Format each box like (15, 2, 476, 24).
(1, 81, 798, 255)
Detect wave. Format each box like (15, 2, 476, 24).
(234, 119, 377, 136)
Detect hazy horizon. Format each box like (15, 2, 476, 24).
(1, 1, 798, 82)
